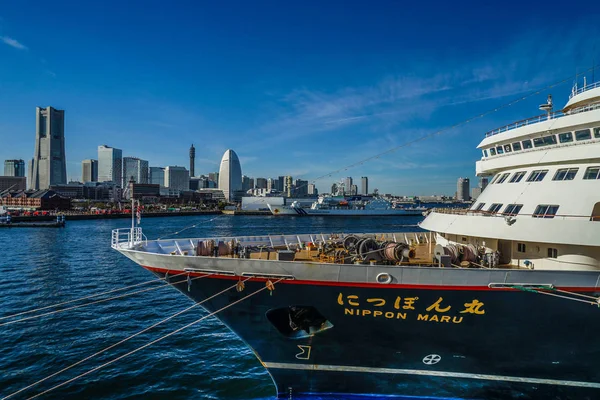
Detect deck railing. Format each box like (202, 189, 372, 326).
(111, 227, 147, 249)
(429, 208, 598, 220)
(570, 81, 600, 99)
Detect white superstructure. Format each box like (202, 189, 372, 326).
(421, 81, 600, 270)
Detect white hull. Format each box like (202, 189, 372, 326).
(267, 203, 425, 216)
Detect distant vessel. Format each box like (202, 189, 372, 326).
(267, 195, 427, 216)
(113, 78, 600, 398)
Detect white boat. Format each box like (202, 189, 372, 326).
(267, 196, 427, 216)
(112, 78, 600, 399)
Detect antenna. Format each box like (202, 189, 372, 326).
(539, 94, 553, 120)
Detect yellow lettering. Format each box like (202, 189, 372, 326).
(426, 297, 451, 313)
(452, 316, 463, 324)
(429, 315, 439, 322)
(362, 309, 372, 316)
(460, 300, 485, 315)
(348, 295, 359, 307)
(385, 312, 395, 319)
(417, 314, 429, 321)
(337, 293, 344, 305)
(440, 316, 451, 323)
(373, 311, 383, 317)
(403, 297, 418, 310)
(396, 312, 407, 320)
(344, 308, 355, 315)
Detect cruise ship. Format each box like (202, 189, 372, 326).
(112, 80, 600, 399)
(267, 196, 427, 216)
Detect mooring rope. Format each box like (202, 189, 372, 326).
(0, 274, 211, 328)
(3, 277, 251, 400)
(24, 278, 284, 400)
(0, 272, 187, 322)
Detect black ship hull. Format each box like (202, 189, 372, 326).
(149, 267, 600, 399)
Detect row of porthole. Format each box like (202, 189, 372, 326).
(489, 166, 600, 185)
(483, 127, 600, 158)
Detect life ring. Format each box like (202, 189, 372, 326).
(376, 272, 392, 284)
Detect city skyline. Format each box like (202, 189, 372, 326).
(0, 2, 597, 195)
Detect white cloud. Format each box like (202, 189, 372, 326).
(1, 36, 27, 50)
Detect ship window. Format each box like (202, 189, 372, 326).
(559, 132, 573, 143)
(594, 127, 600, 138)
(553, 168, 578, 181)
(483, 149, 488, 157)
(496, 146, 504, 155)
(488, 203, 503, 214)
(591, 202, 600, 221)
(512, 142, 522, 151)
(490, 174, 500, 184)
(547, 248, 558, 258)
(533, 135, 557, 147)
(504, 144, 512, 153)
(474, 203, 486, 211)
(522, 140, 533, 149)
(509, 171, 526, 183)
(575, 129, 591, 141)
(503, 204, 523, 216)
(517, 243, 526, 253)
(533, 204, 559, 218)
(526, 169, 548, 182)
(496, 173, 510, 184)
(583, 167, 600, 180)
(490, 148, 497, 156)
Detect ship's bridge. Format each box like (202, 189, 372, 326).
(475, 83, 600, 176)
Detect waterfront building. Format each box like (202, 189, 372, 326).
(149, 167, 165, 186)
(30, 106, 67, 190)
(49, 182, 85, 199)
(98, 145, 122, 184)
(350, 184, 358, 196)
(4, 159, 26, 177)
(218, 149, 242, 202)
(0, 176, 27, 192)
(131, 183, 160, 200)
(81, 159, 98, 182)
(344, 177, 353, 195)
(208, 172, 219, 184)
(471, 187, 482, 199)
(361, 176, 369, 195)
(189, 144, 195, 177)
(480, 177, 489, 191)
(122, 157, 149, 187)
(331, 183, 338, 195)
(456, 177, 470, 201)
(164, 166, 190, 191)
(294, 179, 309, 197)
(0, 189, 70, 210)
(307, 183, 318, 196)
(277, 176, 285, 192)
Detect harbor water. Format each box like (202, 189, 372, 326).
(0, 215, 446, 400)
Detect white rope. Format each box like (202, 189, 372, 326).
(0, 274, 209, 327)
(0, 272, 187, 322)
(2, 277, 250, 400)
(25, 278, 284, 400)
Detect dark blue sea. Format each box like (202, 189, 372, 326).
(0, 214, 455, 400)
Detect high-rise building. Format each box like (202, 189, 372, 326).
(361, 176, 369, 195)
(122, 157, 149, 186)
(255, 177, 267, 189)
(480, 177, 489, 191)
(331, 183, 338, 195)
(30, 106, 67, 190)
(344, 177, 353, 195)
(294, 179, 308, 197)
(81, 159, 98, 182)
(189, 144, 195, 177)
(277, 176, 285, 193)
(457, 177, 470, 201)
(98, 145, 122, 184)
(164, 166, 190, 191)
(4, 159, 25, 177)
(0, 176, 26, 191)
(285, 176, 293, 197)
(218, 149, 242, 202)
(149, 167, 165, 186)
(308, 183, 318, 196)
(208, 172, 219, 185)
(350, 184, 358, 196)
(242, 175, 253, 192)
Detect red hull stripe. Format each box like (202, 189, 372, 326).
(142, 265, 600, 292)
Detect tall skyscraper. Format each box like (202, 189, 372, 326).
(480, 177, 489, 191)
(242, 175, 253, 192)
(255, 177, 267, 189)
(164, 166, 190, 191)
(98, 145, 123, 184)
(308, 183, 318, 196)
(218, 149, 242, 202)
(4, 159, 25, 177)
(149, 167, 165, 186)
(361, 176, 369, 195)
(31, 106, 67, 190)
(122, 157, 149, 186)
(189, 144, 195, 177)
(344, 177, 353, 195)
(277, 176, 285, 192)
(457, 177, 470, 201)
(82, 159, 98, 182)
(285, 176, 293, 197)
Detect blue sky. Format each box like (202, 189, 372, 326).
(0, 1, 598, 195)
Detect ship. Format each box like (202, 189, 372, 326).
(112, 79, 600, 399)
(267, 195, 428, 216)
